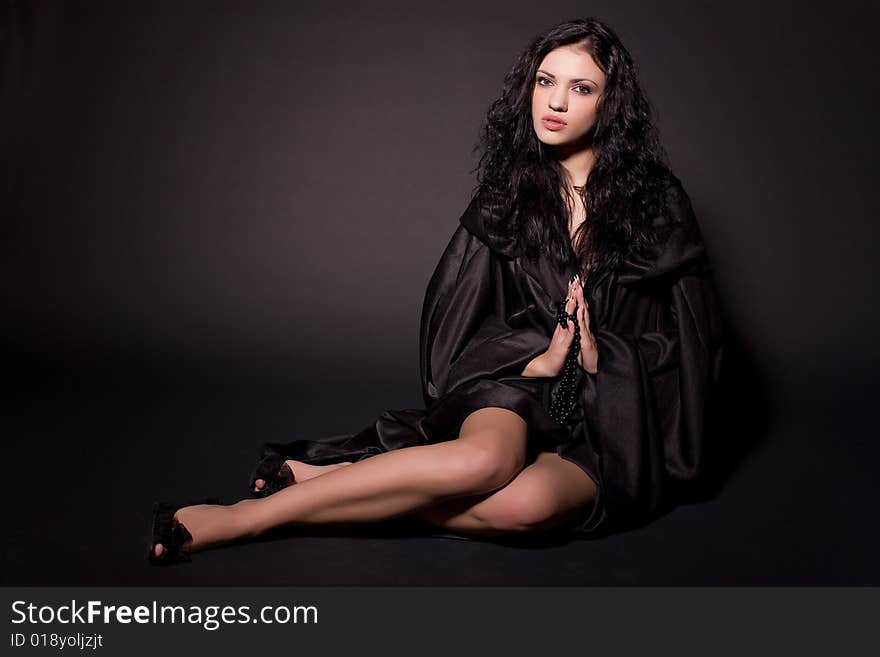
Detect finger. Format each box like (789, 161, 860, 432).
(565, 286, 576, 313)
(576, 306, 588, 337)
(573, 280, 587, 306)
(579, 303, 590, 329)
(568, 291, 583, 321)
(565, 299, 577, 329)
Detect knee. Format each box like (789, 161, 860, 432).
(472, 483, 562, 533)
(449, 443, 525, 495)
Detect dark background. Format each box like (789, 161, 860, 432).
(2, 0, 878, 584)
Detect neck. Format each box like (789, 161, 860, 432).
(560, 149, 595, 188)
(552, 140, 596, 188)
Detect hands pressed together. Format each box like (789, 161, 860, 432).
(523, 274, 599, 377)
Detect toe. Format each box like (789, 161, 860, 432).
(153, 543, 164, 557)
(254, 478, 265, 491)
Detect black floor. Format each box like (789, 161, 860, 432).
(3, 358, 877, 586)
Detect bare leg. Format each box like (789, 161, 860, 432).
(153, 408, 528, 557)
(415, 451, 598, 535)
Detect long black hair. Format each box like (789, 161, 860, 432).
(472, 17, 673, 288)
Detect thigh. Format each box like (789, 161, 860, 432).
(426, 450, 597, 532)
(519, 451, 598, 515)
(453, 407, 529, 471)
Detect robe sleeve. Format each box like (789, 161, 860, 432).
(418, 200, 563, 438)
(573, 178, 725, 527)
(258, 200, 560, 469)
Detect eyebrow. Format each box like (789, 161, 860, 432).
(537, 69, 599, 86)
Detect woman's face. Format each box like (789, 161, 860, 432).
(531, 45, 606, 150)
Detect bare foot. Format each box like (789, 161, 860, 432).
(253, 459, 353, 494)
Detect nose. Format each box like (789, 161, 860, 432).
(549, 85, 567, 112)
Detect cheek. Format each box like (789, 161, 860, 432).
(532, 84, 549, 104)
(576, 103, 599, 127)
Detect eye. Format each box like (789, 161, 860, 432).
(575, 85, 592, 95)
(536, 76, 552, 86)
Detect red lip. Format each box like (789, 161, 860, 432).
(541, 115, 567, 125)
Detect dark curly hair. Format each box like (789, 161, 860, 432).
(471, 17, 674, 288)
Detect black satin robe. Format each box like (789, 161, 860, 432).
(260, 175, 724, 537)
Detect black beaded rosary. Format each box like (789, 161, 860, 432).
(548, 296, 583, 425)
(549, 189, 588, 424)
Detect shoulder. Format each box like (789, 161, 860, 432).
(617, 173, 707, 285)
(661, 172, 699, 233)
(457, 188, 519, 258)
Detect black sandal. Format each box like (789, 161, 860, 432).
(248, 453, 296, 498)
(147, 497, 223, 566)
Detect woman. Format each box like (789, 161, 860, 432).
(149, 17, 724, 565)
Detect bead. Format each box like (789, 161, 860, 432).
(549, 297, 584, 424)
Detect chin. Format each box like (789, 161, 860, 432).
(547, 131, 592, 151)
(537, 133, 575, 148)
(534, 127, 564, 144)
